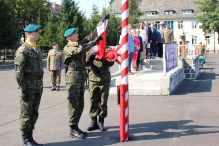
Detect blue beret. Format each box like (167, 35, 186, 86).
(52, 42, 58, 46)
(24, 24, 40, 32)
(64, 28, 76, 37)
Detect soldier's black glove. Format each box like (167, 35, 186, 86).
(22, 90, 28, 102)
(89, 54, 96, 62)
(101, 13, 110, 22)
(93, 36, 103, 45)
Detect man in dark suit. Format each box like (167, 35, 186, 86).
(144, 21, 151, 59)
(136, 29, 143, 71)
(150, 23, 157, 59)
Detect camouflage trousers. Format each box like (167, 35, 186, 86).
(89, 81, 110, 119)
(66, 82, 85, 126)
(18, 87, 42, 134)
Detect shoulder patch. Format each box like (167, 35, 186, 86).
(19, 50, 23, 53)
(66, 45, 69, 47)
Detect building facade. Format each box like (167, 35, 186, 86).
(110, 0, 219, 53)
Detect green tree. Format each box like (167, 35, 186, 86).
(56, 12, 68, 49)
(109, 0, 115, 4)
(34, 2, 51, 30)
(106, 14, 122, 46)
(0, 0, 19, 63)
(100, 8, 122, 46)
(87, 5, 101, 34)
(11, 0, 46, 45)
(129, 0, 143, 28)
(61, 0, 87, 40)
(37, 10, 58, 52)
(195, 0, 219, 40)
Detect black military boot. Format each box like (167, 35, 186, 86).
(70, 125, 85, 139)
(74, 125, 88, 136)
(22, 132, 32, 146)
(29, 130, 43, 146)
(22, 132, 43, 146)
(51, 87, 56, 91)
(98, 118, 106, 131)
(87, 116, 99, 131)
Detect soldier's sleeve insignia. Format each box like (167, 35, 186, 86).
(19, 50, 24, 53)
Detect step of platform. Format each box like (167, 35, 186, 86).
(140, 64, 163, 70)
(140, 58, 163, 70)
(109, 86, 160, 95)
(141, 58, 163, 65)
(110, 71, 162, 88)
(109, 68, 185, 95)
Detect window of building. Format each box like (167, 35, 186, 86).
(192, 36, 197, 44)
(192, 21, 197, 28)
(206, 36, 210, 44)
(156, 21, 160, 29)
(165, 21, 174, 30)
(147, 11, 156, 16)
(164, 11, 174, 15)
(115, 13, 121, 17)
(178, 21, 183, 29)
(183, 10, 192, 14)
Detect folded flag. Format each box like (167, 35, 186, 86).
(93, 19, 109, 60)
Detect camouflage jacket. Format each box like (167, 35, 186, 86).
(86, 54, 114, 82)
(63, 30, 98, 83)
(14, 42, 44, 90)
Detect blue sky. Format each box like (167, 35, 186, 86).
(50, 0, 110, 18)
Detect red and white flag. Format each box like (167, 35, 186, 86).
(92, 19, 108, 60)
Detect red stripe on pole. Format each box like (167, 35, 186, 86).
(122, 0, 129, 12)
(125, 84, 128, 92)
(122, 17, 129, 29)
(121, 51, 128, 63)
(120, 0, 129, 142)
(121, 66, 128, 79)
(115, 45, 122, 52)
(120, 84, 126, 142)
(121, 33, 128, 46)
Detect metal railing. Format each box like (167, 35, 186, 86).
(178, 44, 199, 57)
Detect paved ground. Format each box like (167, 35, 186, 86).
(0, 53, 219, 146)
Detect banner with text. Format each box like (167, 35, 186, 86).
(163, 44, 178, 76)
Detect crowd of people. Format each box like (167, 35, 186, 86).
(121, 21, 174, 75)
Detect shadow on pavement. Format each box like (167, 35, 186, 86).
(171, 68, 217, 95)
(43, 86, 66, 89)
(0, 64, 15, 71)
(43, 86, 89, 90)
(44, 120, 219, 146)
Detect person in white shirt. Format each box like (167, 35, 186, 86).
(138, 22, 148, 58)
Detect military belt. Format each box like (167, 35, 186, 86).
(68, 67, 85, 71)
(25, 75, 41, 80)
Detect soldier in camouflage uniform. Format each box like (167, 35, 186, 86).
(14, 24, 43, 146)
(86, 14, 113, 132)
(86, 48, 114, 131)
(63, 25, 103, 139)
